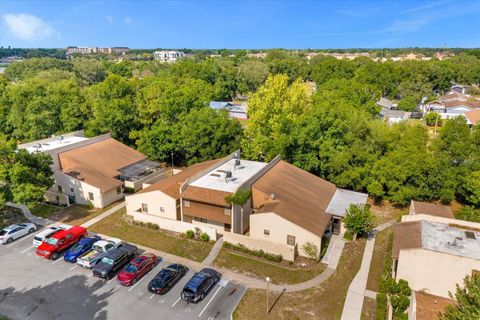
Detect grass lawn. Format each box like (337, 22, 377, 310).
(50, 201, 122, 226)
(361, 297, 376, 320)
(366, 229, 393, 292)
(0, 206, 26, 228)
(369, 199, 407, 227)
(89, 209, 213, 262)
(233, 239, 367, 320)
(213, 247, 326, 285)
(29, 203, 61, 218)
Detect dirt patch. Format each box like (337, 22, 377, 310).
(369, 199, 407, 226)
(0, 206, 27, 228)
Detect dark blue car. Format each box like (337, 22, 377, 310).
(64, 236, 101, 263)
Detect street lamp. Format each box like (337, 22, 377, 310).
(170, 152, 174, 168)
(266, 276, 271, 314)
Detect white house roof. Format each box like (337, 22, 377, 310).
(189, 158, 267, 193)
(325, 188, 369, 217)
(23, 136, 88, 153)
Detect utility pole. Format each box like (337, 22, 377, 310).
(266, 277, 271, 314)
(171, 152, 174, 168)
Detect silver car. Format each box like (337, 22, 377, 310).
(0, 223, 37, 244)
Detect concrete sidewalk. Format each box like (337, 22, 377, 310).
(5, 202, 54, 226)
(81, 201, 125, 228)
(202, 236, 224, 265)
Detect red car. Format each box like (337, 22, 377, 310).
(117, 253, 157, 286)
(36, 226, 87, 260)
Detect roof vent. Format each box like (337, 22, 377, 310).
(225, 171, 232, 183)
(270, 193, 275, 200)
(234, 159, 241, 169)
(465, 231, 476, 240)
(452, 237, 464, 248)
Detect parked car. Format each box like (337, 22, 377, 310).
(181, 268, 221, 303)
(76, 238, 123, 269)
(148, 264, 187, 295)
(33, 225, 67, 247)
(117, 253, 157, 286)
(92, 243, 137, 279)
(36, 226, 87, 260)
(0, 223, 37, 244)
(64, 236, 102, 263)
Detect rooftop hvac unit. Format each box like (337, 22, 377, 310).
(225, 171, 233, 183)
(234, 159, 241, 169)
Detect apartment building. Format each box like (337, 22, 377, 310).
(18, 131, 161, 208)
(66, 46, 129, 55)
(153, 50, 185, 63)
(126, 151, 368, 260)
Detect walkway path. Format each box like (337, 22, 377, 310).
(81, 201, 125, 228)
(340, 219, 397, 320)
(5, 202, 54, 226)
(202, 235, 224, 265)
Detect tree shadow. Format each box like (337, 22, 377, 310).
(0, 274, 113, 320)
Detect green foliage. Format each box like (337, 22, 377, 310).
(376, 292, 388, 320)
(454, 206, 480, 223)
(425, 112, 442, 126)
(301, 242, 319, 260)
(461, 171, 480, 207)
(441, 274, 480, 320)
(397, 96, 417, 111)
(344, 204, 374, 236)
(223, 241, 283, 262)
(199, 232, 210, 242)
(185, 230, 195, 239)
(225, 190, 252, 206)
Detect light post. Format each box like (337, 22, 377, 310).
(266, 276, 271, 314)
(170, 152, 174, 168)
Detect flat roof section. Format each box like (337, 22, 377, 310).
(189, 159, 267, 193)
(422, 221, 480, 260)
(24, 136, 88, 153)
(325, 188, 369, 217)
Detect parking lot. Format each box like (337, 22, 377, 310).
(0, 226, 246, 320)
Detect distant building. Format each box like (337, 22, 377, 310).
(153, 51, 185, 63)
(66, 46, 129, 55)
(209, 101, 248, 120)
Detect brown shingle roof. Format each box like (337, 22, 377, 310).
(392, 221, 423, 259)
(444, 100, 480, 109)
(59, 138, 146, 192)
(136, 159, 221, 199)
(181, 186, 232, 206)
(465, 109, 480, 125)
(411, 201, 454, 219)
(252, 160, 337, 237)
(415, 291, 455, 320)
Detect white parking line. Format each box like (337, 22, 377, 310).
(5, 233, 36, 247)
(198, 286, 222, 317)
(88, 273, 93, 278)
(149, 294, 155, 300)
(171, 297, 181, 307)
(128, 275, 148, 292)
(21, 245, 34, 253)
(69, 265, 78, 271)
(52, 258, 62, 264)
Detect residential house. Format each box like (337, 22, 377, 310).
(392, 218, 480, 299)
(409, 200, 454, 219)
(153, 51, 185, 63)
(209, 101, 248, 120)
(377, 97, 397, 110)
(380, 109, 412, 123)
(18, 131, 162, 208)
(125, 151, 368, 260)
(464, 109, 480, 125)
(410, 291, 455, 320)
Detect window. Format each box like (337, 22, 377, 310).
(287, 235, 296, 246)
(141, 203, 148, 213)
(116, 186, 122, 195)
(160, 207, 165, 213)
(194, 217, 207, 223)
(70, 188, 74, 193)
(264, 229, 270, 236)
(224, 208, 231, 216)
(57, 185, 63, 193)
(88, 192, 94, 201)
(183, 200, 191, 207)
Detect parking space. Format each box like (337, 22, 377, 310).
(0, 228, 246, 320)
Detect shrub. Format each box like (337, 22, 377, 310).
(376, 293, 387, 320)
(425, 112, 442, 126)
(302, 242, 319, 260)
(199, 232, 210, 241)
(223, 241, 283, 262)
(185, 229, 195, 239)
(344, 204, 374, 237)
(146, 222, 159, 230)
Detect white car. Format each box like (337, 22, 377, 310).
(0, 223, 37, 244)
(76, 238, 123, 269)
(33, 225, 67, 247)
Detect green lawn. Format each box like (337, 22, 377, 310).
(366, 229, 393, 292)
(56, 201, 121, 226)
(214, 247, 326, 285)
(233, 239, 367, 320)
(29, 203, 61, 218)
(89, 209, 213, 262)
(361, 297, 377, 320)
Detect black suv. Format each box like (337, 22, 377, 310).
(181, 268, 220, 303)
(92, 243, 137, 279)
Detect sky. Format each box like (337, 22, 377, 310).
(0, 0, 479, 49)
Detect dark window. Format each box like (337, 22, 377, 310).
(88, 192, 94, 201)
(183, 200, 191, 207)
(194, 217, 207, 223)
(264, 229, 270, 236)
(141, 203, 148, 213)
(287, 235, 296, 246)
(116, 186, 122, 195)
(57, 185, 62, 192)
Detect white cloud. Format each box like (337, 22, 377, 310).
(122, 16, 132, 26)
(105, 15, 113, 26)
(2, 13, 58, 41)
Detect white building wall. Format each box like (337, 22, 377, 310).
(223, 232, 295, 261)
(401, 214, 480, 229)
(250, 212, 322, 258)
(396, 248, 480, 298)
(54, 171, 103, 208)
(125, 190, 178, 221)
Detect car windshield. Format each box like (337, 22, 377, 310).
(46, 237, 58, 245)
(124, 263, 138, 273)
(101, 257, 114, 265)
(92, 244, 103, 251)
(0, 230, 7, 236)
(70, 243, 84, 253)
(184, 287, 196, 294)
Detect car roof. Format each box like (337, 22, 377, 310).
(78, 237, 97, 244)
(185, 272, 209, 290)
(131, 255, 147, 266)
(4, 224, 20, 231)
(35, 227, 61, 237)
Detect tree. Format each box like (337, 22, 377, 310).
(225, 190, 252, 207)
(397, 96, 418, 111)
(425, 112, 442, 126)
(344, 204, 374, 236)
(442, 274, 480, 320)
(301, 242, 319, 260)
(72, 58, 106, 85)
(237, 60, 269, 93)
(0, 136, 54, 207)
(461, 171, 480, 207)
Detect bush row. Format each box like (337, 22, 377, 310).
(223, 241, 283, 263)
(132, 220, 160, 230)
